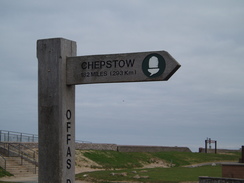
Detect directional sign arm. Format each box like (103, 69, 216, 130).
(66, 51, 180, 85)
(162, 52, 181, 81)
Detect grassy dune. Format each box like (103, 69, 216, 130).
(76, 150, 240, 183)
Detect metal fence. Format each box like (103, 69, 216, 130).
(0, 130, 38, 143)
(0, 142, 38, 173)
(0, 130, 91, 144)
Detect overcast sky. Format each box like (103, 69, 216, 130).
(0, 0, 243, 152)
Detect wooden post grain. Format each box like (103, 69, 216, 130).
(37, 38, 76, 183)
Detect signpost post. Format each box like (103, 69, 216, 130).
(37, 37, 180, 183)
(37, 38, 76, 183)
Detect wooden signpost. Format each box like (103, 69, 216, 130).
(66, 50, 180, 85)
(37, 38, 180, 183)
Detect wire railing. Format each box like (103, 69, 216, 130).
(0, 154, 6, 170)
(0, 130, 91, 144)
(0, 142, 38, 173)
(0, 130, 94, 174)
(0, 130, 38, 143)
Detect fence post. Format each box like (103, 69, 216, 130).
(21, 152, 23, 165)
(8, 144, 10, 156)
(215, 141, 217, 154)
(205, 140, 207, 153)
(19, 144, 21, 157)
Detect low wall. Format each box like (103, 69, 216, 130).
(75, 143, 117, 151)
(117, 145, 191, 152)
(75, 144, 192, 152)
(199, 176, 244, 183)
(199, 147, 241, 154)
(7, 142, 191, 153)
(222, 163, 244, 179)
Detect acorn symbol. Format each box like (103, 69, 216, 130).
(148, 56, 160, 76)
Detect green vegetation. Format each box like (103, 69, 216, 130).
(83, 150, 240, 168)
(76, 165, 221, 183)
(152, 151, 240, 167)
(0, 167, 12, 178)
(83, 150, 153, 169)
(77, 150, 240, 183)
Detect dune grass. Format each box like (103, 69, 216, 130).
(76, 150, 240, 182)
(76, 165, 221, 182)
(83, 150, 240, 168)
(0, 167, 12, 178)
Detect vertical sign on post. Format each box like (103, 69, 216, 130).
(37, 38, 76, 183)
